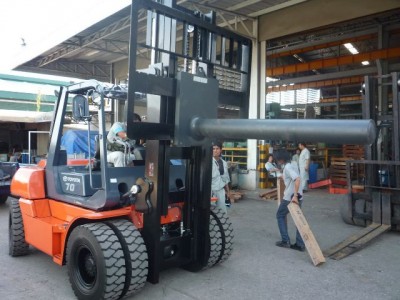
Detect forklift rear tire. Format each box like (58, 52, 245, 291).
(105, 219, 148, 298)
(0, 194, 8, 204)
(66, 223, 126, 300)
(8, 197, 29, 256)
(353, 199, 367, 227)
(393, 205, 400, 231)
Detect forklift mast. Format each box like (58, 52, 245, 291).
(125, 0, 252, 282)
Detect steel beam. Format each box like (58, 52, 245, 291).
(37, 15, 132, 67)
(248, 0, 308, 17)
(267, 47, 400, 77)
(18, 60, 111, 82)
(268, 76, 363, 92)
(266, 66, 378, 87)
(282, 101, 362, 109)
(268, 33, 377, 59)
(321, 95, 362, 103)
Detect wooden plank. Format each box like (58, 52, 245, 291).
(309, 179, 331, 189)
(288, 202, 325, 266)
(328, 186, 348, 194)
(277, 178, 285, 205)
(262, 193, 277, 201)
(330, 178, 347, 185)
(259, 188, 277, 198)
(330, 225, 391, 260)
(323, 223, 380, 257)
(330, 169, 347, 173)
(351, 184, 364, 190)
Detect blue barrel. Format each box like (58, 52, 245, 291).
(21, 153, 30, 164)
(309, 163, 318, 183)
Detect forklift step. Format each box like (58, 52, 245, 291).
(323, 223, 391, 260)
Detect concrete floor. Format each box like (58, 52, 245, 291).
(0, 189, 399, 300)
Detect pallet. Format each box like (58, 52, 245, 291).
(230, 190, 244, 202)
(343, 144, 365, 159)
(288, 202, 326, 266)
(328, 157, 353, 193)
(309, 179, 331, 189)
(329, 157, 350, 184)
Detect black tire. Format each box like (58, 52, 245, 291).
(66, 223, 126, 300)
(0, 194, 8, 204)
(205, 207, 234, 268)
(365, 200, 372, 226)
(212, 207, 234, 264)
(105, 219, 148, 299)
(206, 210, 223, 268)
(393, 205, 400, 231)
(9, 197, 29, 256)
(353, 199, 366, 227)
(339, 196, 354, 225)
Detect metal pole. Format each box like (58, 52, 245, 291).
(191, 118, 377, 145)
(28, 131, 50, 164)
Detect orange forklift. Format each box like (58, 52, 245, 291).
(8, 1, 376, 299)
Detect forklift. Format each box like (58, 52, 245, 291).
(8, 1, 376, 299)
(325, 73, 400, 260)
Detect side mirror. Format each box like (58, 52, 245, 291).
(72, 94, 89, 121)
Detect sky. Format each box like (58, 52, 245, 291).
(0, 0, 131, 75)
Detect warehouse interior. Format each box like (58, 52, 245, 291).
(15, 0, 400, 118)
(11, 0, 400, 189)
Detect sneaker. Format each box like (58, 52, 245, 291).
(275, 241, 290, 248)
(290, 244, 305, 252)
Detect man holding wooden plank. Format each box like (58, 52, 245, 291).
(274, 150, 305, 251)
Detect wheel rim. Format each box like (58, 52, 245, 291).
(75, 245, 97, 289)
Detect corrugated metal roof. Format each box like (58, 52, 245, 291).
(15, 0, 302, 79)
(0, 109, 53, 122)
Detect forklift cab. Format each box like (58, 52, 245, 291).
(44, 83, 188, 212)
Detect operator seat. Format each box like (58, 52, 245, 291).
(93, 135, 114, 169)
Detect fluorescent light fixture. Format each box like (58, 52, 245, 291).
(344, 43, 359, 55)
(361, 61, 370, 65)
(293, 53, 305, 62)
(266, 77, 278, 82)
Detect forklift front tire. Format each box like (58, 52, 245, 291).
(105, 219, 148, 298)
(66, 222, 126, 300)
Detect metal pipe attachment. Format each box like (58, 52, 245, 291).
(191, 118, 377, 145)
